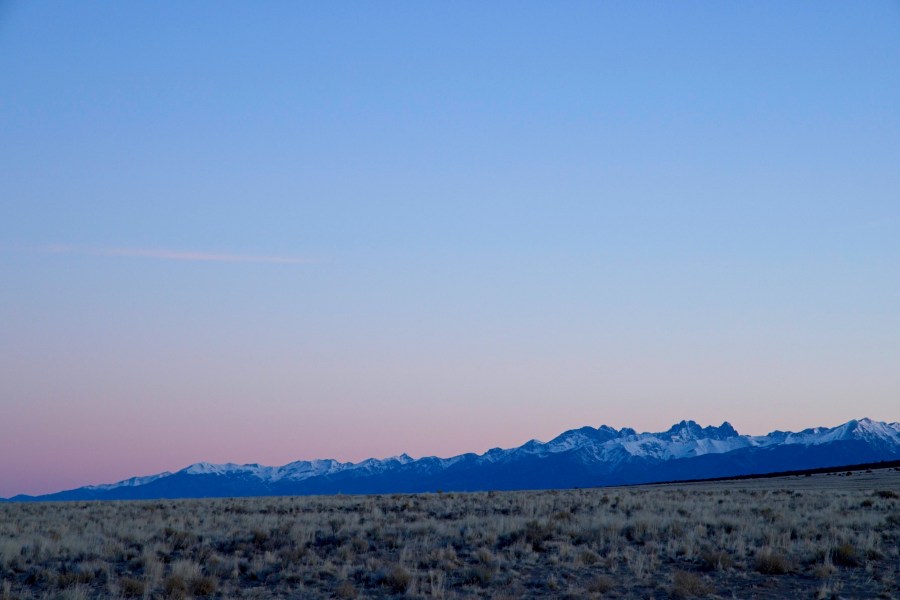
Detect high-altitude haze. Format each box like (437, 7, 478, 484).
(1, 2, 899, 497)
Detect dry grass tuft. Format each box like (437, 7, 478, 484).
(755, 548, 792, 575)
(698, 548, 733, 571)
(188, 574, 217, 596)
(671, 569, 714, 597)
(118, 577, 144, 598)
(831, 542, 861, 567)
(587, 574, 615, 594)
(379, 564, 412, 594)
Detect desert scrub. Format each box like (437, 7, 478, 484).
(671, 570, 714, 598)
(0, 467, 897, 598)
(754, 548, 792, 574)
(376, 564, 411, 594)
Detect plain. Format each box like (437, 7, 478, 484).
(1, 468, 898, 599)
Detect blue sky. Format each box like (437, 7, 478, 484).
(1, 1, 899, 496)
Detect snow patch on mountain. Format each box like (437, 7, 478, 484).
(85, 472, 173, 491)
(768, 418, 900, 447)
(26, 417, 900, 501)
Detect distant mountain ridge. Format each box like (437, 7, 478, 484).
(6, 418, 900, 502)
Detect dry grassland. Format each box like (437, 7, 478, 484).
(1, 468, 898, 599)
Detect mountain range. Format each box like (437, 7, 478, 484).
(5, 418, 899, 502)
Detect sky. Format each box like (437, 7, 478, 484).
(1, 1, 899, 497)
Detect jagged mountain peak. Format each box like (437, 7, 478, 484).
(716, 421, 739, 438)
(6, 417, 898, 502)
(656, 420, 739, 442)
(663, 419, 704, 439)
(838, 418, 900, 440)
(547, 425, 623, 449)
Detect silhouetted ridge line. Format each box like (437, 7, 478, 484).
(5, 418, 899, 502)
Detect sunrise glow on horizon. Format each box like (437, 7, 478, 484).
(2, 2, 899, 498)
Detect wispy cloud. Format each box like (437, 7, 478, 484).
(38, 245, 316, 265)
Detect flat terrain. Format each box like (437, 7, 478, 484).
(1, 468, 898, 599)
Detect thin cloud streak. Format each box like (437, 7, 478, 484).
(39, 245, 316, 265)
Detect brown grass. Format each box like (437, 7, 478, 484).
(671, 570, 714, 598)
(0, 469, 897, 598)
(754, 548, 792, 574)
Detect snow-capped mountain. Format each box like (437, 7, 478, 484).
(6, 418, 899, 502)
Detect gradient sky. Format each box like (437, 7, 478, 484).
(1, 2, 899, 497)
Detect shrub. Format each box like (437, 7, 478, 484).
(461, 564, 494, 587)
(587, 575, 615, 593)
(189, 575, 217, 596)
(524, 520, 554, 551)
(831, 543, 861, 568)
(495, 530, 523, 549)
(755, 549, 791, 575)
(379, 565, 411, 594)
(350, 536, 369, 553)
(812, 562, 836, 579)
(163, 574, 188, 598)
(164, 529, 195, 552)
(671, 570, 714, 598)
(875, 490, 898, 500)
(119, 577, 145, 598)
(335, 580, 358, 598)
(476, 547, 495, 566)
(698, 549, 733, 571)
(57, 569, 94, 588)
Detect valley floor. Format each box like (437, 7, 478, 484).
(1, 468, 898, 599)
